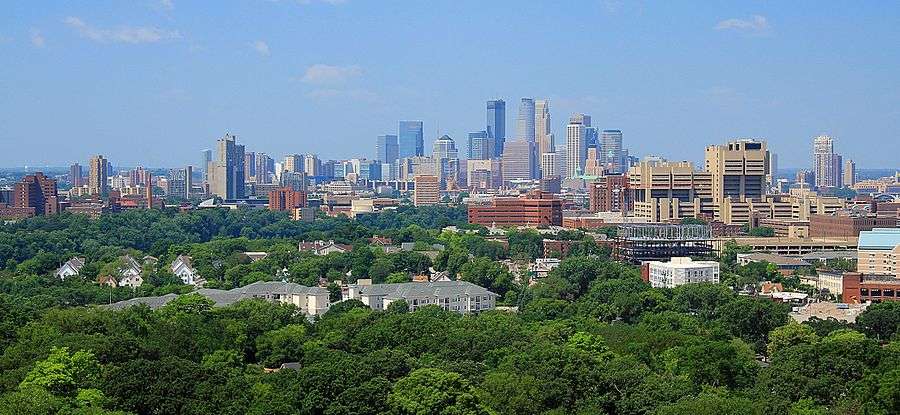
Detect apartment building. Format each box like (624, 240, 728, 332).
(344, 280, 497, 314)
(642, 257, 720, 288)
(857, 228, 900, 278)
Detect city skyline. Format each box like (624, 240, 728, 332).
(2, 2, 899, 168)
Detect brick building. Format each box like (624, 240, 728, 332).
(588, 174, 632, 212)
(468, 190, 562, 227)
(413, 175, 441, 206)
(842, 272, 900, 303)
(809, 213, 896, 238)
(268, 188, 307, 212)
(12, 172, 59, 216)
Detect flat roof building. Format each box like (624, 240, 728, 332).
(468, 190, 562, 227)
(642, 257, 720, 288)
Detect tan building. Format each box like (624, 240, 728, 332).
(413, 175, 440, 206)
(89, 155, 108, 197)
(629, 160, 712, 222)
(857, 228, 900, 279)
(704, 139, 769, 205)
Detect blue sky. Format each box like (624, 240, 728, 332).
(1, 0, 898, 168)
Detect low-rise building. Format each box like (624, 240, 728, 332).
(55, 257, 85, 280)
(842, 272, 900, 303)
(736, 253, 812, 275)
(857, 228, 900, 278)
(468, 190, 562, 227)
(299, 240, 353, 256)
(106, 281, 331, 316)
(642, 257, 720, 288)
(343, 280, 497, 313)
(171, 255, 203, 286)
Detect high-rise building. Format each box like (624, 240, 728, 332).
(466, 159, 501, 189)
(843, 159, 856, 188)
(281, 171, 307, 192)
(432, 135, 458, 160)
(540, 152, 559, 179)
(244, 152, 256, 182)
(487, 99, 506, 157)
(283, 154, 303, 173)
(168, 166, 193, 199)
(813, 135, 843, 189)
(89, 155, 108, 196)
(588, 175, 632, 212)
(467, 131, 491, 160)
(201, 149, 213, 181)
(600, 130, 625, 174)
(255, 153, 274, 184)
(584, 147, 604, 176)
(209, 133, 245, 199)
(413, 175, 440, 206)
(517, 98, 536, 143)
(501, 140, 537, 182)
(535, 99, 553, 155)
(303, 154, 320, 177)
(69, 163, 83, 187)
(399, 121, 424, 158)
(376, 134, 399, 164)
(704, 139, 770, 204)
(565, 115, 589, 178)
(13, 172, 59, 216)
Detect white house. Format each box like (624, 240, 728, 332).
(116, 255, 144, 288)
(343, 280, 497, 314)
(299, 240, 353, 256)
(55, 257, 85, 280)
(645, 257, 720, 288)
(171, 255, 204, 286)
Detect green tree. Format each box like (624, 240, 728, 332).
(767, 321, 818, 356)
(256, 324, 308, 367)
(19, 347, 100, 397)
(388, 368, 490, 415)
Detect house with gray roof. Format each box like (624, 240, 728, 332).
(343, 280, 497, 314)
(105, 281, 331, 316)
(55, 257, 85, 280)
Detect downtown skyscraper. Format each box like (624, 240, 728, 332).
(375, 134, 399, 164)
(535, 99, 553, 156)
(399, 121, 424, 158)
(517, 98, 536, 143)
(89, 155, 108, 196)
(486, 99, 505, 157)
(467, 131, 491, 160)
(813, 135, 843, 188)
(209, 133, 245, 199)
(565, 114, 590, 178)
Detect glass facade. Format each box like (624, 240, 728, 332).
(486, 100, 505, 157)
(399, 121, 424, 158)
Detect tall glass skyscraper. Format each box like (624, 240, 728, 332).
(517, 98, 536, 143)
(375, 134, 399, 164)
(399, 121, 424, 158)
(467, 131, 491, 160)
(486, 99, 506, 157)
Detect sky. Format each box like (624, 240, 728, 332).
(1, 0, 899, 169)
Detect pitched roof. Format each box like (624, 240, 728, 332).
(104, 281, 328, 311)
(352, 280, 496, 300)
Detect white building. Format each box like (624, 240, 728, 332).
(170, 255, 204, 286)
(343, 280, 497, 314)
(55, 257, 85, 280)
(646, 257, 720, 288)
(565, 115, 588, 178)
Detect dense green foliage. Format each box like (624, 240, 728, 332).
(0, 208, 898, 414)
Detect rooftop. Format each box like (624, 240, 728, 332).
(858, 228, 900, 250)
(104, 280, 327, 311)
(352, 280, 496, 299)
(737, 253, 811, 267)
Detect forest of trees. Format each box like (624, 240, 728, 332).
(1, 207, 899, 414)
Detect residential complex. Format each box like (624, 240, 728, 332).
(642, 257, 721, 288)
(344, 280, 497, 314)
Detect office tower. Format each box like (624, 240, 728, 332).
(129, 167, 150, 187)
(283, 154, 303, 173)
(399, 121, 424, 158)
(68, 163, 83, 187)
(600, 130, 624, 173)
(200, 149, 213, 181)
(467, 131, 491, 160)
(588, 175, 632, 212)
(381, 163, 396, 181)
(89, 155, 108, 196)
(244, 152, 256, 182)
(844, 159, 856, 187)
(540, 152, 559, 178)
(466, 159, 501, 189)
(517, 98, 536, 142)
(768, 152, 778, 187)
(413, 175, 440, 206)
(376, 134, 399, 164)
(13, 172, 59, 215)
(303, 154, 320, 177)
(268, 188, 307, 212)
(704, 139, 770, 204)
(813, 135, 843, 188)
(209, 133, 245, 199)
(355, 159, 381, 181)
(535, 99, 553, 155)
(467, 190, 563, 227)
(486, 99, 506, 157)
(501, 140, 537, 182)
(432, 134, 459, 160)
(255, 153, 273, 184)
(565, 115, 589, 178)
(584, 147, 604, 176)
(281, 171, 307, 192)
(168, 167, 193, 199)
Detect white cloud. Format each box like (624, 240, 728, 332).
(251, 40, 270, 56)
(64, 16, 181, 44)
(305, 88, 378, 102)
(160, 0, 174, 10)
(714, 15, 770, 35)
(30, 30, 45, 48)
(300, 64, 362, 84)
